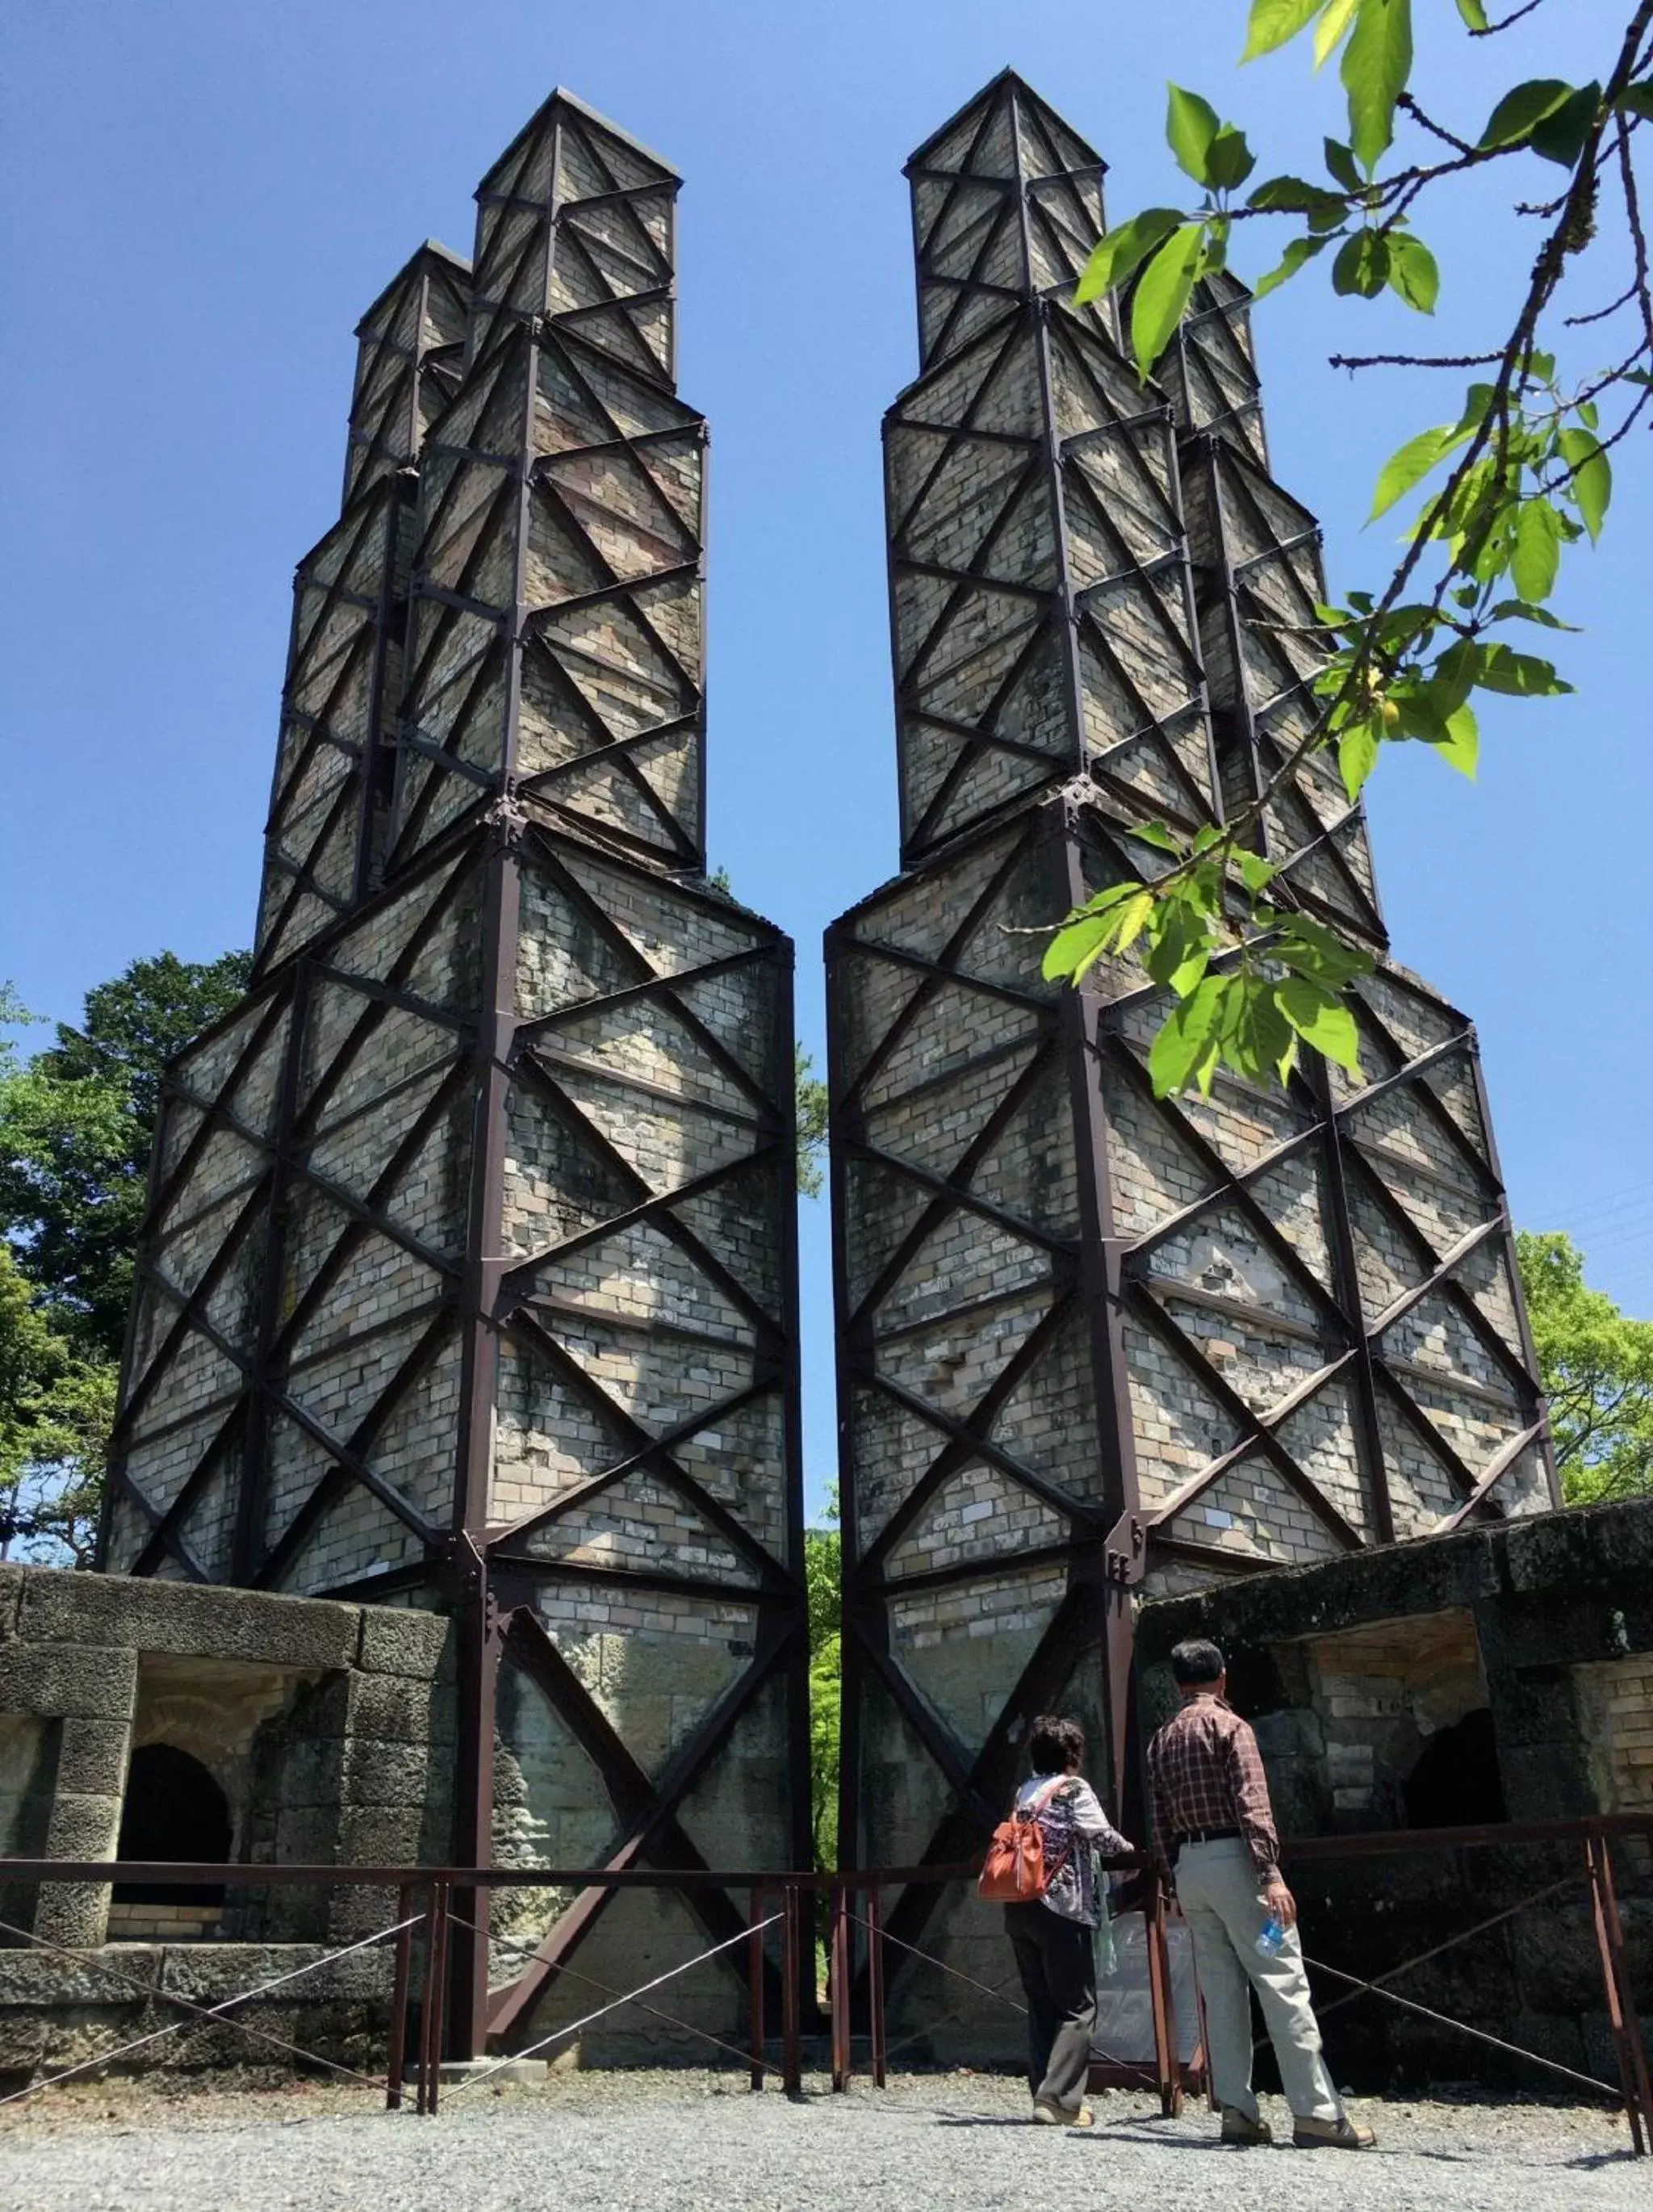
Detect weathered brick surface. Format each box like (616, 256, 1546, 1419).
(101, 90, 804, 2056)
(833, 79, 1552, 2060)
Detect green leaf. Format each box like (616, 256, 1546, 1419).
(1617, 83, 1653, 121)
(1073, 208, 1184, 307)
(1252, 233, 1332, 298)
(1486, 597, 1577, 630)
(1042, 915, 1111, 983)
(1386, 232, 1438, 312)
(1511, 499, 1563, 601)
(1167, 85, 1222, 183)
(1530, 82, 1601, 168)
(1431, 700, 1479, 779)
(1333, 228, 1390, 296)
(1479, 79, 1573, 149)
(1324, 136, 1363, 191)
(1248, 174, 1347, 215)
(1132, 822, 1182, 853)
(1149, 977, 1228, 1097)
(1041, 885, 1140, 982)
(1242, 0, 1323, 60)
(1278, 978, 1362, 1073)
(1275, 912, 1374, 987)
(1131, 223, 1207, 377)
(1314, 0, 1359, 69)
(1454, 0, 1488, 27)
(1237, 850, 1278, 893)
(1206, 124, 1258, 191)
(1558, 427, 1611, 540)
(1341, 0, 1412, 174)
(1339, 718, 1380, 801)
(1370, 421, 1462, 518)
(1473, 643, 1574, 697)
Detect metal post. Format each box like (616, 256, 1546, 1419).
(866, 1884, 887, 2089)
(1586, 1831, 1651, 2156)
(415, 1888, 437, 2115)
(385, 1882, 415, 2110)
(1145, 1877, 1181, 2118)
(831, 1881, 852, 2092)
(422, 1879, 451, 2118)
(748, 1884, 767, 2093)
(781, 1882, 803, 2096)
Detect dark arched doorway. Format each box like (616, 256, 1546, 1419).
(114, 1744, 232, 1904)
(1403, 1708, 1507, 1829)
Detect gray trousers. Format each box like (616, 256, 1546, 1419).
(1004, 1901, 1094, 2114)
(1175, 1838, 1340, 2123)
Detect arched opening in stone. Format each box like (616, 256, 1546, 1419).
(1403, 1707, 1506, 1830)
(113, 1744, 232, 1906)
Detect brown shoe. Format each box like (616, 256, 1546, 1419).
(1220, 2106, 1272, 2146)
(1032, 2097, 1093, 2126)
(1293, 2114, 1375, 2151)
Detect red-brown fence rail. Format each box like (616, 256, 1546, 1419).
(0, 1809, 1647, 2149)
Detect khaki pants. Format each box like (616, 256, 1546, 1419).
(1175, 1838, 1340, 2124)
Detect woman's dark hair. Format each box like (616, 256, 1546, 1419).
(1170, 1638, 1226, 1686)
(1027, 1714, 1086, 1774)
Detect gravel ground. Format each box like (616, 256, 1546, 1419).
(0, 2070, 1640, 2211)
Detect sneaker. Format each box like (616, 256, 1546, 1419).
(1293, 2114, 1375, 2151)
(1219, 2107, 1273, 2146)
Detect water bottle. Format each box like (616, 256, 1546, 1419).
(1255, 1914, 1287, 1959)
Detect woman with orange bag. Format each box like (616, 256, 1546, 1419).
(991, 1714, 1134, 2127)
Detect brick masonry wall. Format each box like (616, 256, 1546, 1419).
(1577, 1653, 1653, 1812)
(833, 78, 1551, 2057)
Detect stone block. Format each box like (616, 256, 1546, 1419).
(1497, 1742, 1596, 1823)
(342, 1737, 431, 1808)
(337, 1805, 424, 1865)
(0, 1565, 23, 1640)
(44, 1792, 123, 1859)
(15, 1569, 360, 1670)
(1, 1644, 137, 1722)
(0, 1946, 161, 2005)
(356, 1607, 450, 1679)
(32, 1879, 113, 1948)
(157, 1943, 391, 2005)
(274, 1805, 340, 1862)
(1252, 1707, 1324, 1758)
(345, 1674, 441, 1743)
(53, 1719, 132, 1799)
(1501, 1497, 1653, 1596)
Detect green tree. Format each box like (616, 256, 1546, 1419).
(1517, 1230, 1653, 1503)
(806, 1489, 843, 1869)
(1046, 4, 1651, 1096)
(0, 1242, 114, 1566)
(0, 949, 250, 1358)
(0, 951, 249, 1563)
(795, 1045, 830, 1200)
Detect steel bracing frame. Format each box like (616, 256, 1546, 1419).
(829, 71, 1553, 1980)
(105, 90, 809, 2060)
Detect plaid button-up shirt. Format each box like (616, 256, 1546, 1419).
(1147, 1693, 1280, 1883)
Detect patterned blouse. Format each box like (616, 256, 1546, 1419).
(1015, 1772, 1132, 1926)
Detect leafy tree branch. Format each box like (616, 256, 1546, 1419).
(1044, 0, 1652, 1097)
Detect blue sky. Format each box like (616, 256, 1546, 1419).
(4, 0, 1648, 1515)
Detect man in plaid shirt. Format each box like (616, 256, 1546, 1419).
(1148, 1638, 1375, 2151)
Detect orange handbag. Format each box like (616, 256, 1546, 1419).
(977, 1779, 1070, 1904)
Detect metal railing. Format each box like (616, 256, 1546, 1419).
(0, 1809, 1646, 2150)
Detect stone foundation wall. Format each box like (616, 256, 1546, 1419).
(1136, 1497, 1653, 2090)
(0, 1565, 452, 2080)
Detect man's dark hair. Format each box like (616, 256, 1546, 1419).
(1027, 1714, 1086, 1773)
(1170, 1638, 1226, 1686)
